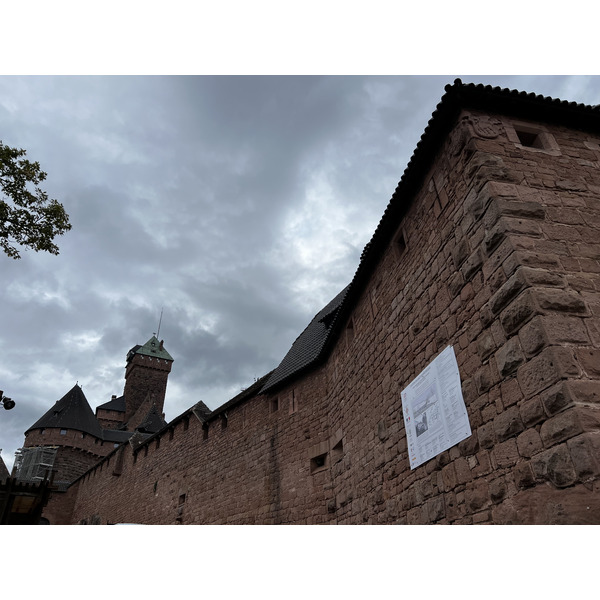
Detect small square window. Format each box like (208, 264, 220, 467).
(515, 128, 543, 149)
(60, 429, 67, 435)
(310, 452, 328, 474)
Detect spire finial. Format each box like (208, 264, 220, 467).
(155, 307, 164, 339)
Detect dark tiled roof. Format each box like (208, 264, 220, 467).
(102, 429, 133, 443)
(136, 404, 167, 434)
(260, 79, 600, 394)
(0, 454, 10, 482)
(97, 395, 125, 412)
(261, 286, 349, 393)
(26, 384, 104, 438)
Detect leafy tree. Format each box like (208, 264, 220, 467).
(0, 141, 71, 259)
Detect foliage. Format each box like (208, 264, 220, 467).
(0, 141, 71, 259)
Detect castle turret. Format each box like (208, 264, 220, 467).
(21, 384, 106, 487)
(123, 336, 173, 425)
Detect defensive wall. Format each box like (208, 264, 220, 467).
(45, 82, 600, 524)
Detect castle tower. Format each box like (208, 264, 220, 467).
(21, 384, 106, 487)
(123, 336, 174, 425)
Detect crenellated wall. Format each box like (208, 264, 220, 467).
(47, 105, 600, 525)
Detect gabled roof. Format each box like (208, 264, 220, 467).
(261, 286, 349, 393)
(26, 384, 104, 438)
(135, 404, 167, 434)
(259, 79, 600, 394)
(97, 395, 125, 412)
(127, 336, 173, 363)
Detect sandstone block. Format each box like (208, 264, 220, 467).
(540, 382, 575, 416)
(474, 364, 493, 395)
(483, 198, 546, 229)
(531, 444, 577, 488)
(477, 331, 496, 361)
(461, 248, 484, 282)
(427, 495, 445, 522)
(519, 315, 589, 357)
(452, 237, 470, 269)
(567, 432, 600, 480)
(500, 290, 537, 335)
(495, 337, 525, 377)
(454, 456, 472, 485)
(484, 217, 542, 255)
(477, 421, 496, 449)
(488, 477, 507, 503)
(493, 438, 519, 468)
(465, 480, 489, 512)
(500, 377, 523, 407)
(441, 463, 457, 492)
(533, 288, 588, 314)
(489, 267, 565, 316)
(494, 405, 525, 442)
(516, 428, 543, 458)
(576, 348, 600, 378)
(517, 347, 580, 399)
(514, 462, 536, 489)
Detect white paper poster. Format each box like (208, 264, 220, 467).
(401, 346, 471, 470)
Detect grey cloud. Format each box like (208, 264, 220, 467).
(2, 76, 600, 472)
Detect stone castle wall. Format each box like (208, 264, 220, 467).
(47, 107, 600, 524)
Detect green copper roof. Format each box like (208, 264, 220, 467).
(127, 336, 173, 362)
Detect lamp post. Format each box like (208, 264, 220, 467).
(0, 391, 15, 411)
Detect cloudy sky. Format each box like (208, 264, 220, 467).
(1, 75, 600, 471)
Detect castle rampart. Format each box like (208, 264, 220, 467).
(42, 82, 600, 524)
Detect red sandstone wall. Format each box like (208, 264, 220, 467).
(123, 355, 171, 423)
(61, 110, 600, 524)
(25, 428, 116, 487)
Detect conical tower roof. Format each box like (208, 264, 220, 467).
(26, 384, 104, 438)
(126, 336, 173, 363)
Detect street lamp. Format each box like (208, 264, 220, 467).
(0, 391, 15, 411)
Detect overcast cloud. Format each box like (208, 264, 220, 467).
(1, 75, 599, 471)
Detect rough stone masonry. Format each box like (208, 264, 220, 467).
(38, 80, 600, 524)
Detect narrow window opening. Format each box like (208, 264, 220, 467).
(179, 493, 186, 505)
(394, 230, 407, 259)
(169, 428, 174, 441)
(289, 391, 298, 415)
(270, 397, 279, 413)
(310, 452, 328, 474)
(153, 481, 158, 493)
(346, 318, 355, 344)
(221, 413, 228, 429)
(203, 423, 209, 441)
(332, 439, 344, 463)
(516, 128, 543, 149)
(183, 417, 189, 431)
(144, 446, 148, 457)
(155, 437, 160, 450)
(133, 452, 138, 464)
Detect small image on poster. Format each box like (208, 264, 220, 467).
(401, 346, 471, 470)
